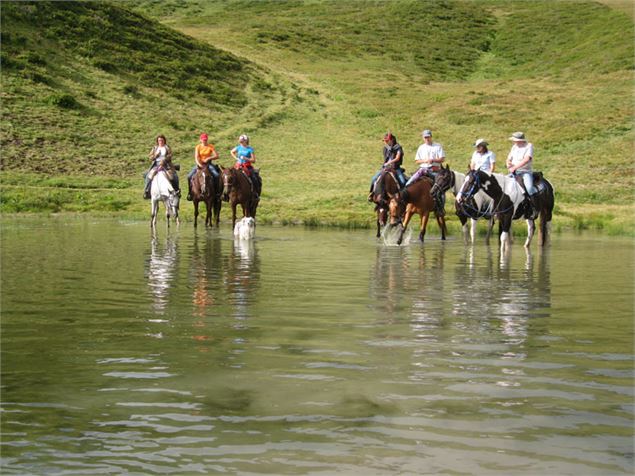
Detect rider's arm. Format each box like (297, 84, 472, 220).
(209, 148, 219, 161)
(249, 151, 256, 164)
(509, 155, 531, 173)
(230, 147, 238, 160)
(149, 146, 157, 160)
(195, 146, 204, 168)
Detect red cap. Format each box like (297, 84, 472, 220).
(200, 133, 208, 141)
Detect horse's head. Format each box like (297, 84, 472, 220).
(387, 193, 405, 227)
(456, 169, 481, 204)
(431, 164, 453, 197)
(221, 167, 233, 202)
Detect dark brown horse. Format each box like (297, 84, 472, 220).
(191, 166, 222, 228)
(370, 167, 402, 238)
(221, 166, 260, 229)
(388, 177, 447, 245)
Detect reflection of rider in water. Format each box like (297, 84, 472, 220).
(144, 134, 180, 199)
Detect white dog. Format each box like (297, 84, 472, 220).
(233, 217, 256, 240)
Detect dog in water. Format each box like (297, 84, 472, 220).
(233, 217, 256, 240)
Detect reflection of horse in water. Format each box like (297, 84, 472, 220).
(145, 232, 178, 314)
(150, 161, 180, 228)
(190, 234, 222, 320)
(223, 238, 260, 322)
(370, 246, 410, 321)
(452, 246, 551, 344)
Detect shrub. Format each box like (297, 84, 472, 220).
(46, 93, 81, 109)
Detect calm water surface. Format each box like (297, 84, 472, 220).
(1, 218, 633, 475)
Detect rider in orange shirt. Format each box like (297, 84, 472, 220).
(187, 133, 220, 201)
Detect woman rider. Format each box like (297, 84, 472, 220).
(368, 132, 406, 201)
(230, 134, 261, 199)
(187, 133, 220, 201)
(144, 134, 179, 199)
(470, 138, 496, 173)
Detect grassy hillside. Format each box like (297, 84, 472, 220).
(1, 0, 633, 235)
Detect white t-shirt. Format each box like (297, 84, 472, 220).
(507, 142, 533, 172)
(471, 150, 496, 172)
(154, 145, 168, 165)
(415, 142, 445, 170)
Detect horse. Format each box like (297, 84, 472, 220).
(221, 166, 259, 229)
(431, 164, 495, 244)
(150, 164, 179, 228)
(190, 166, 222, 228)
(387, 176, 447, 245)
(370, 167, 402, 238)
(456, 169, 554, 252)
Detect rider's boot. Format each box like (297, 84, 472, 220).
(143, 183, 151, 199)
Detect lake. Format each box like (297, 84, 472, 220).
(1, 218, 633, 475)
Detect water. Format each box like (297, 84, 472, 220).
(1, 218, 633, 475)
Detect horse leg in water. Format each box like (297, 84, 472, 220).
(484, 217, 494, 245)
(150, 199, 159, 228)
(205, 197, 212, 227)
(397, 206, 415, 246)
(499, 213, 513, 254)
(231, 202, 238, 230)
(213, 196, 222, 227)
(163, 197, 172, 228)
(419, 211, 430, 242)
(193, 200, 200, 228)
(436, 214, 447, 240)
(524, 219, 535, 248)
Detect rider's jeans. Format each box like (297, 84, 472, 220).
(518, 171, 537, 195)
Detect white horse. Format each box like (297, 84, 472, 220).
(431, 166, 495, 244)
(150, 169, 180, 228)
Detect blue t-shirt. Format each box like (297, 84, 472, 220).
(235, 145, 254, 164)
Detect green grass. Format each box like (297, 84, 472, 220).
(1, 0, 633, 235)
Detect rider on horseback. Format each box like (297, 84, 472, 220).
(368, 132, 406, 201)
(144, 134, 179, 199)
(187, 133, 221, 201)
(405, 129, 445, 214)
(231, 134, 261, 200)
(506, 131, 538, 216)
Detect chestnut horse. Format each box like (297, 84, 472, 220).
(370, 167, 402, 238)
(221, 166, 260, 229)
(388, 177, 447, 245)
(191, 166, 222, 228)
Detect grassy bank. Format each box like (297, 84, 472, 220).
(1, 0, 633, 235)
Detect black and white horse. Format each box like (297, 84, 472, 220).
(431, 165, 495, 244)
(456, 170, 554, 252)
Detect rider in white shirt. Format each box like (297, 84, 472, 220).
(405, 129, 445, 186)
(470, 138, 495, 173)
(506, 131, 538, 213)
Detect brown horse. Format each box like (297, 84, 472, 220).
(370, 167, 402, 238)
(191, 166, 222, 228)
(221, 166, 260, 229)
(388, 177, 447, 245)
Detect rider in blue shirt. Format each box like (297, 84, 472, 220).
(231, 134, 261, 199)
